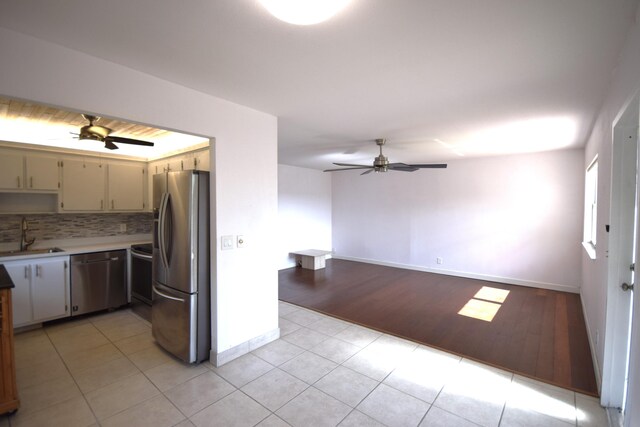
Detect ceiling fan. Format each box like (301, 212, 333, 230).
(324, 138, 447, 175)
(76, 114, 155, 150)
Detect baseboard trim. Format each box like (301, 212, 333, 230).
(210, 327, 280, 367)
(332, 255, 581, 294)
(580, 289, 603, 395)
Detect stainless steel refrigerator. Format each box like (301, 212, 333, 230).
(152, 170, 210, 363)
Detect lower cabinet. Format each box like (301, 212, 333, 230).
(4, 256, 70, 328)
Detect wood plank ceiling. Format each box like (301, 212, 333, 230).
(0, 96, 171, 140)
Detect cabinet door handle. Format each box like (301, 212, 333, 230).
(17, 176, 20, 188)
(112, 200, 115, 209)
(101, 200, 104, 209)
(24, 265, 28, 279)
(35, 265, 41, 277)
(30, 176, 33, 188)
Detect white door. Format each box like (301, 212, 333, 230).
(603, 97, 638, 414)
(624, 108, 640, 427)
(31, 257, 68, 321)
(4, 261, 32, 327)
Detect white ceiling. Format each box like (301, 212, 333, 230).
(0, 0, 637, 169)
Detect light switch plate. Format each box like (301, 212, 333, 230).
(237, 235, 247, 248)
(221, 235, 234, 250)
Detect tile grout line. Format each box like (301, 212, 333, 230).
(50, 311, 166, 425)
(46, 321, 105, 426)
(495, 374, 513, 427)
(100, 313, 190, 426)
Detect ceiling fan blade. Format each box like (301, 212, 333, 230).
(324, 166, 373, 172)
(333, 162, 371, 167)
(388, 163, 418, 172)
(105, 136, 154, 147)
(360, 169, 374, 175)
(390, 167, 418, 172)
(407, 164, 448, 168)
(104, 140, 119, 150)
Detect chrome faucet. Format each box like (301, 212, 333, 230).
(20, 217, 36, 251)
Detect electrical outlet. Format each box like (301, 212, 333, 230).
(221, 235, 234, 250)
(436, 257, 443, 265)
(119, 223, 127, 232)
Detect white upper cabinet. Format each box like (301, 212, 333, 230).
(0, 145, 209, 213)
(25, 154, 59, 190)
(61, 159, 105, 211)
(0, 151, 59, 191)
(0, 152, 24, 190)
(193, 150, 210, 171)
(108, 163, 145, 211)
(148, 160, 165, 176)
(167, 157, 183, 172)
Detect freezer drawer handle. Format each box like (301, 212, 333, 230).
(131, 250, 153, 260)
(152, 286, 185, 303)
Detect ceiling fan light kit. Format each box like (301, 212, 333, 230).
(324, 138, 448, 175)
(77, 114, 154, 151)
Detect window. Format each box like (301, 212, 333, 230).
(583, 156, 598, 258)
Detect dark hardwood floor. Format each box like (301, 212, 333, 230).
(279, 259, 598, 396)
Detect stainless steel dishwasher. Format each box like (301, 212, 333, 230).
(70, 250, 127, 316)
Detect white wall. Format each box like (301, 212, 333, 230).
(278, 165, 332, 269)
(332, 149, 584, 292)
(581, 5, 640, 421)
(0, 28, 279, 359)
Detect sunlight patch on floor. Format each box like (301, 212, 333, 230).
(474, 286, 510, 303)
(458, 286, 511, 322)
(458, 299, 502, 322)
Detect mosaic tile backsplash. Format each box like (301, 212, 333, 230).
(0, 213, 153, 244)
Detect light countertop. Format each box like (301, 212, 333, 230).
(0, 234, 152, 262)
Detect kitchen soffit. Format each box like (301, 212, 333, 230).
(0, 97, 208, 160)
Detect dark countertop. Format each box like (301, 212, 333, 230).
(0, 265, 15, 289)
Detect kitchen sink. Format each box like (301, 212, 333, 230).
(0, 247, 65, 257)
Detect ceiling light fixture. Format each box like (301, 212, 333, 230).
(257, 0, 352, 25)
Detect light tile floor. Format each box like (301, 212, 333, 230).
(1, 302, 609, 427)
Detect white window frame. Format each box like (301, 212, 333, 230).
(583, 155, 598, 259)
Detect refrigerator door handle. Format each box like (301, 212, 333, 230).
(153, 285, 186, 303)
(158, 192, 170, 270)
